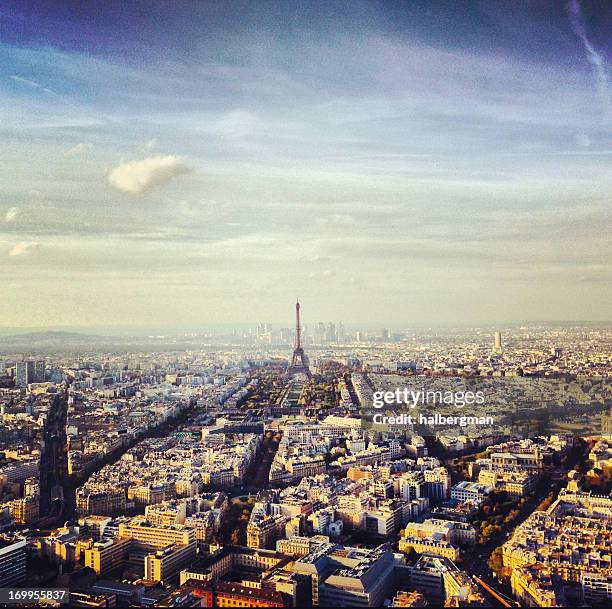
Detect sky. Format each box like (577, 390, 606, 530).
(1, 0, 611, 329)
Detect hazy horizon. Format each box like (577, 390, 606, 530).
(2, 0, 611, 328)
(0, 318, 611, 337)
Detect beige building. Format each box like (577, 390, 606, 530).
(399, 537, 460, 561)
(490, 449, 543, 471)
(84, 537, 132, 576)
(117, 519, 195, 547)
(144, 543, 197, 583)
(402, 519, 477, 546)
(144, 500, 187, 526)
(6, 496, 39, 524)
(511, 566, 557, 607)
(86, 518, 197, 582)
(247, 514, 287, 549)
(77, 488, 126, 516)
(503, 489, 612, 586)
(478, 468, 537, 497)
(276, 535, 329, 556)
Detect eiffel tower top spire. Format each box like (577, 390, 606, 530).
(295, 298, 302, 351)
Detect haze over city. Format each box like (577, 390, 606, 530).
(1, 0, 611, 329)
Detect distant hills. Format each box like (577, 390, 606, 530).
(0, 330, 109, 347)
(1, 330, 101, 340)
(0, 329, 226, 353)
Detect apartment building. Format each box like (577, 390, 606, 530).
(0, 535, 26, 587)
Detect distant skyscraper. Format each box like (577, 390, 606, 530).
(34, 360, 45, 383)
(382, 328, 390, 341)
(494, 331, 502, 351)
(15, 359, 45, 387)
(327, 322, 337, 343)
(337, 321, 345, 342)
(15, 361, 34, 388)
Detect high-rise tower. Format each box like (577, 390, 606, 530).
(15, 361, 34, 388)
(494, 331, 502, 352)
(287, 300, 312, 378)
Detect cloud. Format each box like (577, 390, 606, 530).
(9, 74, 57, 96)
(143, 139, 157, 151)
(575, 133, 591, 148)
(567, 0, 610, 120)
(314, 213, 358, 227)
(9, 242, 39, 257)
(307, 268, 337, 280)
(5, 207, 19, 222)
(65, 143, 93, 157)
(108, 155, 191, 194)
(204, 110, 260, 140)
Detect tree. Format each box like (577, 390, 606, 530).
(504, 508, 520, 525)
(536, 492, 555, 512)
(488, 546, 504, 576)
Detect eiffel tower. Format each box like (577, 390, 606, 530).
(287, 299, 312, 378)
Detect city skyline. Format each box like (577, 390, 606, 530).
(1, 323, 611, 605)
(1, 0, 611, 328)
(0, 316, 611, 339)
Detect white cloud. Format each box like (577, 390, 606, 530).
(568, 0, 610, 120)
(108, 155, 191, 194)
(65, 143, 93, 157)
(575, 133, 591, 148)
(9, 74, 57, 96)
(143, 139, 157, 151)
(9, 242, 39, 257)
(206, 110, 260, 140)
(5, 207, 19, 222)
